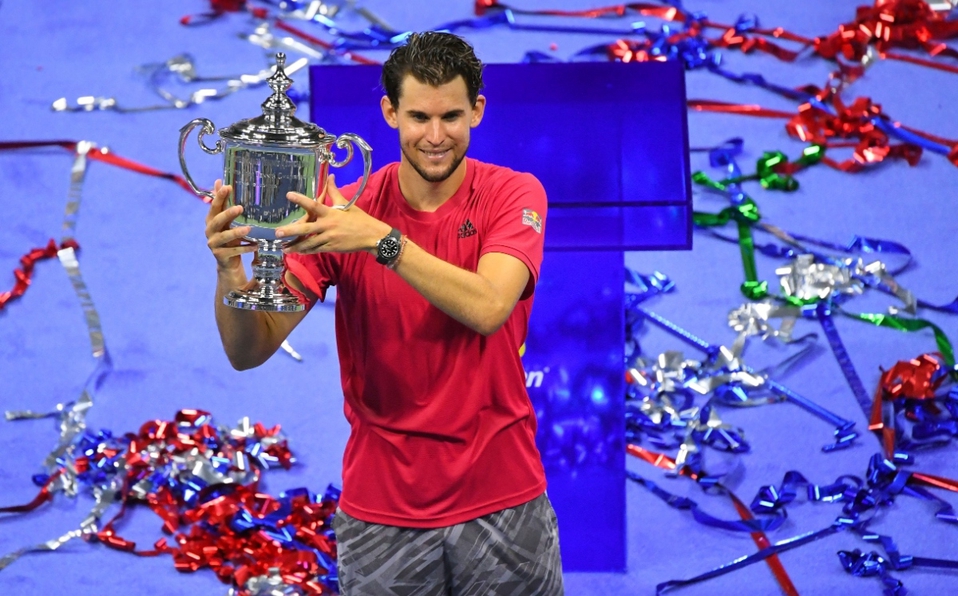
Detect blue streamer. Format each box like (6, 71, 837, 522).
(311, 8, 645, 53)
(636, 307, 858, 450)
(656, 523, 845, 595)
(658, 453, 958, 594)
(625, 269, 675, 297)
(628, 471, 785, 533)
(839, 549, 906, 596)
(815, 301, 874, 419)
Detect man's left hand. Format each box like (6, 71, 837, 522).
(277, 174, 391, 255)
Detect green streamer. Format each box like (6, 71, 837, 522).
(852, 312, 956, 369)
(694, 145, 826, 193)
(756, 151, 797, 191)
(756, 145, 824, 191)
(691, 170, 728, 192)
(694, 198, 764, 299)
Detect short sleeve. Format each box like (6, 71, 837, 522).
(284, 252, 340, 308)
(479, 172, 547, 300)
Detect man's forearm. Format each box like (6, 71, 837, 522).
(213, 266, 300, 370)
(391, 240, 526, 336)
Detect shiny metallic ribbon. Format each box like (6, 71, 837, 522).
(627, 470, 786, 533)
(626, 444, 800, 596)
(728, 299, 800, 342)
(658, 452, 958, 594)
(708, 219, 954, 323)
(869, 354, 958, 457)
(690, 141, 770, 299)
(55, 2, 389, 114)
(258, 0, 393, 31)
(2, 143, 115, 569)
(776, 254, 864, 303)
(840, 529, 958, 594)
(0, 239, 79, 311)
(690, 93, 958, 169)
(245, 21, 328, 61)
(229, 570, 306, 596)
(52, 55, 309, 113)
(770, 254, 958, 432)
(627, 350, 750, 473)
(636, 307, 859, 450)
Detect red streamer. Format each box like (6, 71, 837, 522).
(479, 0, 958, 75)
(910, 471, 958, 493)
(273, 20, 380, 65)
(58, 410, 313, 594)
(475, 0, 685, 21)
(626, 444, 799, 595)
(0, 470, 63, 514)
(690, 89, 958, 170)
(0, 239, 80, 311)
(869, 353, 946, 457)
(0, 141, 197, 198)
(688, 100, 795, 118)
(882, 50, 958, 74)
(815, 0, 958, 63)
(707, 23, 808, 62)
(93, 483, 338, 595)
(180, 0, 246, 26)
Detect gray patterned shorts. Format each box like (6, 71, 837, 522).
(333, 492, 565, 596)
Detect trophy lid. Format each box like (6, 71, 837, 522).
(220, 53, 334, 147)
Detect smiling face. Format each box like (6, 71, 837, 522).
(381, 74, 485, 187)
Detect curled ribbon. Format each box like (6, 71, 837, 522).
(634, 306, 859, 451)
(626, 444, 799, 595)
(0, 239, 80, 311)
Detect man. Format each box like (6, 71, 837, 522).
(205, 32, 563, 595)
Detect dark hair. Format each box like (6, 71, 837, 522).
(381, 32, 484, 108)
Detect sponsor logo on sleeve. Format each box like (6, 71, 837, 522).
(521, 209, 542, 234)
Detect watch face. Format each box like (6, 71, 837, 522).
(379, 237, 401, 260)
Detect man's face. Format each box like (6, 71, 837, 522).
(381, 74, 485, 184)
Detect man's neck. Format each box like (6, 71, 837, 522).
(397, 159, 468, 213)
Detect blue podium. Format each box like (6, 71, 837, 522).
(310, 61, 691, 572)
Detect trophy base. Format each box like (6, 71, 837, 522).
(224, 240, 305, 312)
(225, 288, 306, 312)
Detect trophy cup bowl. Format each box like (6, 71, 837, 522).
(178, 53, 372, 312)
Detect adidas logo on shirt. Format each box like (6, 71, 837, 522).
(457, 219, 477, 239)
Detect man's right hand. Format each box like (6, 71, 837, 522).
(205, 180, 256, 272)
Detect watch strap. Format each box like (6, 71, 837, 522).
(376, 228, 403, 265)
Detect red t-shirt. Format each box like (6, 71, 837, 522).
(285, 158, 548, 528)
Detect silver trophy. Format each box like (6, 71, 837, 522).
(178, 53, 372, 312)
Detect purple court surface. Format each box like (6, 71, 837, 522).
(2, 1, 957, 595)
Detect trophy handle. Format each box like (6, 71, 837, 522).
(178, 118, 225, 201)
(329, 133, 372, 210)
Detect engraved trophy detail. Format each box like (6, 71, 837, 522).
(178, 53, 372, 312)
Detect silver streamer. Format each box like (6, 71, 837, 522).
(278, 0, 394, 31)
(280, 339, 303, 362)
(230, 568, 306, 596)
(50, 1, 394, 114)
(3, 142, 304, 578)
(852, 258, 917, 315)
(1, 143, 117, 570)
(278, 0, 344, 21)
(0, 528, 87, 571)
(245, 22, 328, 60)
(776, 254, 864, 302)
(629, 350, 749, 472)
(52, 55, 309, 113)
(777, 254, 917, 316)
(728, 300, 800, 342)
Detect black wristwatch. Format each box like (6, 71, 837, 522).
(375, 228, 403, 266)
